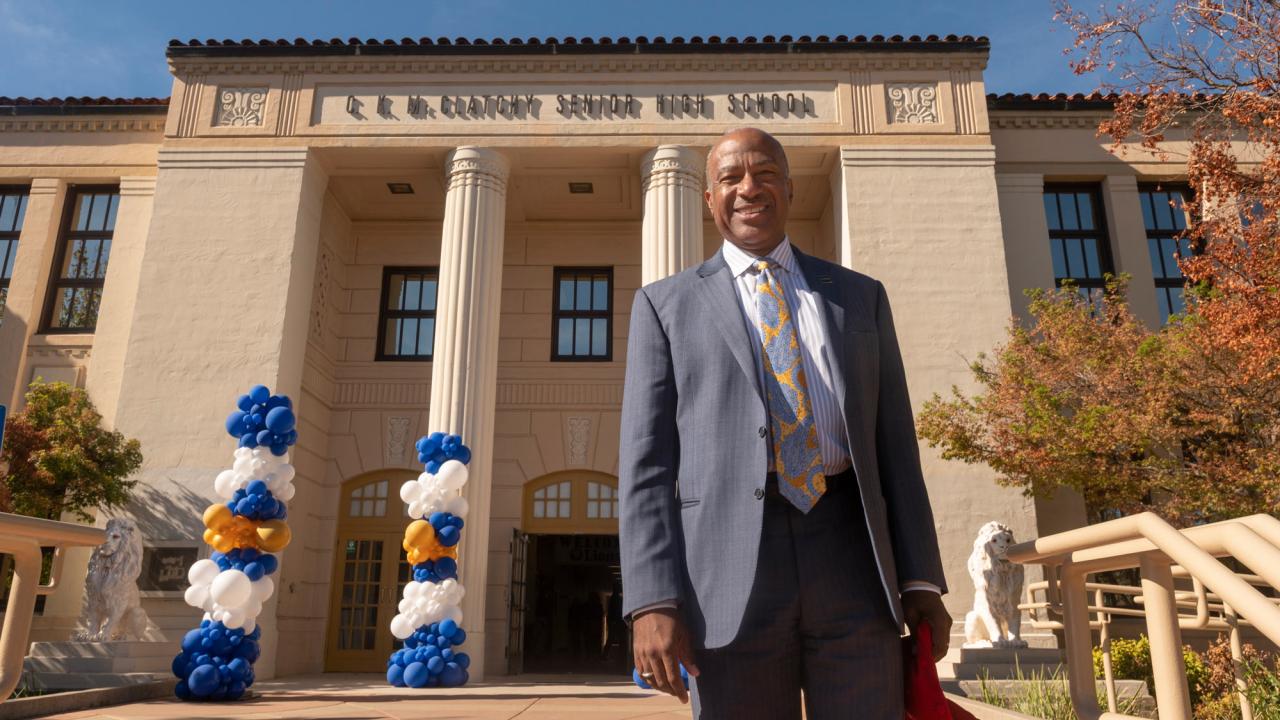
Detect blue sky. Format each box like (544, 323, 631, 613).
(0, 0, 1107, 99)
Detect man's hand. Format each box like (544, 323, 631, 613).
(902, 591, 952, 662)
(632, 607, 701, 703)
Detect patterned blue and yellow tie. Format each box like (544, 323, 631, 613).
(754, 259, 826, 512)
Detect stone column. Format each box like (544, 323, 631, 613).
(427, 146, 509, 681)
(0, 178, 67, 407)
(994, 173, 1053, 319)
(1103, 175, 1160, 327)
(641, 146, 704, 284)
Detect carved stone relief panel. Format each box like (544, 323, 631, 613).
(387, 416, 412, 466)
(215, 87, 268, 127)
(886, 83, 940, 124)
(566, 416, 592, 466)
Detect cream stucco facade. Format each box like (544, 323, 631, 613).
(0, 35, 1192, 680)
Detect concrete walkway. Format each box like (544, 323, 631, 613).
(44, 674, 690, 720)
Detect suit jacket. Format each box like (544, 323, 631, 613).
(618, 247, 947, 649)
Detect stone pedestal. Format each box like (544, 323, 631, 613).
(641, 146, 704, 285)
(427, 147, 509, 681)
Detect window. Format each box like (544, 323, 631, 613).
(532, 481, 571, 519)
(44, 187, 118, 332)
(552, 267, 612, 361)
(376, 267, 438, 361)
(0, 188, 28, 325)
(1139, 185, 1194, 323)
(585, 481, 617, 519)
(1042, 185, 1115, 301)
(347, 479, 388, 518)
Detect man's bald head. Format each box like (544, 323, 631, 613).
(705, 128, 790, 190)
(703, 127, 794, 255)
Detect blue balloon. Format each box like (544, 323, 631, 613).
(426, 655, 445, 674)
(225, 411, 247, 437)
(439, 619, 458, 639)
(237, 394, 253, 412)
(247, 480, 267, 496)
(240, 433, 258, 448)
(174, 680, 192, 700)
(435, 557, 457, 577)
(428, 512, 446, 529)
(422, 644, 441, 660)
(265, 406, 295, 434)
(451, 628, 467, 646)
(188, 664, 220, 696)
(181, 629, 203, 653)
(259, 554, 279, 575)
(404, 661, 430, 688)
(387, 664, 406, 687)
(243, 562, 265, 582)
(425, 460, 441, 474)
(249, 385, 271, 404)
(455, 652, 470, 669)
(437, 526, 460, 547)
(633, 667, 652, 689)
(270, 443, 288, 457)
(455, 446, 472, 464)
(226, 681, 246, 700)
(256, 429, 273, 445)
(440, 662, 465, 687)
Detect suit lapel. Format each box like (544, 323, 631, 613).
(696, 251, 764, 401)
(792, 248, 849, 411)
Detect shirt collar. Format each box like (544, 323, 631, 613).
(721, 237, 797, 279)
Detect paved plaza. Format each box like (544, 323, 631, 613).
(44, 675, 689, 720)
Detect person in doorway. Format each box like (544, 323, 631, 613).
(618, 127, 951, 719)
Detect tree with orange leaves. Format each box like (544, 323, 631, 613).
(918, 1, 1280, 525)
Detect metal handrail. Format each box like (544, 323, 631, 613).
(1008, 512, 1280, 720)
(0, 512, 104, 702)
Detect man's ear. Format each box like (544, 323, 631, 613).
(704, 189, 713, 209)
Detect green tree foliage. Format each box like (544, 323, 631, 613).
(0, 381, 142, 521)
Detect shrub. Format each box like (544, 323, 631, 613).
(1091, 634, 1208, 704)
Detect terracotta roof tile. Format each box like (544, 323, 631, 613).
(986, 92, 1120, 111)
(0, 96, 169, 116)
(166, 34, 989, 57)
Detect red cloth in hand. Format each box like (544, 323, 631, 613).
(903, 621, 978, 720)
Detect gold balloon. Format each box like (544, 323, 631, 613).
(203, 503, 232, 530)
(403, 520, 435, 551)
(257, 519, 292, 552)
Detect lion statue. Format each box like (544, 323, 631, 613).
(962, 520, 1027, 649)
(73, 518, 154, 641)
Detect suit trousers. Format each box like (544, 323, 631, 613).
(688, 473, 904, 720)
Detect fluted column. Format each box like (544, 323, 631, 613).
(641, 146, 704, 284)
(428, 146, 509, 681)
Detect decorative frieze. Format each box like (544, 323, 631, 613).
(0, 118, 164, 133)
(215, 87, 268, 127)
(887, 83, 940, 124)
(386, 416, 411, 465)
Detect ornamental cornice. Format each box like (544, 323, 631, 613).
(0, 117, 165, 133)
(169, 53, 987, 78)
(989, 113, 1109, 130)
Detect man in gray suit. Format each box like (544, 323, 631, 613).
(619, 128, 951, 719)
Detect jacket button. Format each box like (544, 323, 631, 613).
(758, 426, 767, 438)
(754, 488, 765, 500)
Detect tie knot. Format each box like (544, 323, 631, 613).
(754, 259, 773, 273)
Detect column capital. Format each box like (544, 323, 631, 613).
(445, 147, 509, 191)
(641, 145, 703, 194)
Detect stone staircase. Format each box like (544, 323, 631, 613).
(936, 629, 1064, 681)
(22, 641, 173, 691)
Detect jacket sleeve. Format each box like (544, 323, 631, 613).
(618, 286, 685, 617)
(873, 280, 948, 593)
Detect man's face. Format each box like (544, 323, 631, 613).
(705, 130, 793, 255)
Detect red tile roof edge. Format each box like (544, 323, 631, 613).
(987, 92, 1119, 110)
(165, 34, 990, 57)
(0, 97, 170, 116)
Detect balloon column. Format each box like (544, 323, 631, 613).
(386, 432, 473, 688)
(171, 384, 298, 701)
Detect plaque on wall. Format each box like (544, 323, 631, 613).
(139, 546, 199, 592)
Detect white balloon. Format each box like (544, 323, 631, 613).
(188, 559, 221, 586)
(399, 481, 421, 503)
(442, 604, 463, 624)
(407, 500, 426, 519)
(223, 608, 246, 629)
(390, 614, 415, 639)
(242, 617, 257, 634)
(244, 599, 263, 620)
(214, 470, 237, 498)
(251, 576, 275, 602)
(398, 598, 412, 613)
(276, 463, 295, 483)
(277, 483, 296, 502)
(184, 584, 210, 610)
(445, 495, 469, 519)
(210, 570, 252, 608)
(436, 461, 469, 491)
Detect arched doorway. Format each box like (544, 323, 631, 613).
(510, 471, 627, 675)
(324, 469, 416, 672)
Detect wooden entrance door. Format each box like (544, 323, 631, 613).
(324, 472, 415, 672)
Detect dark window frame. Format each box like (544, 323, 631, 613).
(41, 185, 119, 334)
(0, 186, 30, 325)
(375, 265, 439, 362)
(1138, 183, 1196, 323)
(1043, 183, 1117, 296)
(551, 267, 613, 362)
